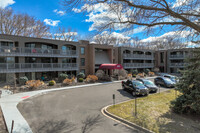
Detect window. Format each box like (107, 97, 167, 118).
(81, 58, 85, 66)
(25, 43, 35, 48)
(7, 57, 15, 63)
(160, 52, 164, 63)
(80, 69, 85, 74)
(81, 47, 85, 55)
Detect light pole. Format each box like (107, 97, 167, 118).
(134, 89, 137, 117)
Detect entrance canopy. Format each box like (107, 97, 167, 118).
(99, 64, 123, 70)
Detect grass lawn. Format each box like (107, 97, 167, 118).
(107, 90, 200, 133)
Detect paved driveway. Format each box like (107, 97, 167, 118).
(18, 79, 169, 133)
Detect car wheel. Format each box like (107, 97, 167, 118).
(132, 91, 136, 96)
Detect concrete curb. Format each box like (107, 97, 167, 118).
(101, 105, 154, 133)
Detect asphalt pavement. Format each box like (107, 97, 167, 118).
(18, 78, 169, 133)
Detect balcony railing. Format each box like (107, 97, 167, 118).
(123, 63, 154, 68)
(0, 63, 78, 73)
(123, 54, 154, 59)
(169, 54, 189, 59)
(0, 46, 78, 57)
(170, 63, 187, 67)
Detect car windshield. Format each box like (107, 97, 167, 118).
(164, 78, 173, 83)
(170, 76, 177, 81)
(133, 81, 144, 87)
(144, 80, 154, 86)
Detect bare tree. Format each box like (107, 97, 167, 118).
(0, 8, 50, 38)
(92, 31, 130, 46)
(62, 0, 200, 40)
(144, 36, 188, 50)
(52, 26, 78, 41)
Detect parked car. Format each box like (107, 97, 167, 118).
(162, 74, 179, 83)
(154, 76, 175, 88)
(136, 78, 158, 93)
(122, 80, 149, 96)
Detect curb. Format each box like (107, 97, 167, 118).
(101, 105, 154, 133)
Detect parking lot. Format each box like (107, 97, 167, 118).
(17, 78, 171, 133)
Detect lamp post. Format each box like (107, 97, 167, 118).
(134, 89, 137, 117)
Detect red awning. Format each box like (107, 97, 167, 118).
(99, 64, 123, 70)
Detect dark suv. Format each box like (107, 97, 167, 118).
(154, 76, 175, 88)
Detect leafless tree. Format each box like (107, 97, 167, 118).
(0, 8, 50, 38)
(62, 0, 200, 39)
(145, 36, 188, 50)
(52, 26, 78, 41)
(93, 32, 130, 46)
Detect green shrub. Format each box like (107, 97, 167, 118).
(144, 69, 150, 74)
(78, 78, 84, 82)
(49, 80, 56, 86)
(77, 72, 85, 79)
(19, 76, 28, 85)
(58, 73, 68, 82)
(132, 69, 138, 75)
(132, 74, 137, 77)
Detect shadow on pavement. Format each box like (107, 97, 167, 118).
(33, 119, 76, 133)
(117, 89, 133, 99)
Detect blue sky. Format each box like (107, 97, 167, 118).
(10, 0, 92, 35)
(1, 0, 157, 40)
(0, 0, 198, 46)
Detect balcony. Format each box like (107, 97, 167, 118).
(0, 46, 78, 57)
(170, 63, 187, 67)
(123, 54, 154, 59)
(169, 54, 189, 59)
(123, 63, 154, 68)
(0, 63, 78, 73)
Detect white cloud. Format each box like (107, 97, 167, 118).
(73, 3, 131, 31)
(172, 0, 191, 8)
(44, 19, 60, 26)
(53, 9, 66, 16)
(141, 31, 191, 42)
(0, 0, 15, 8)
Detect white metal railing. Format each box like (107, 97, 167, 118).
(123, 63, 154, 68)
(0, 46, 77, 57)
(0, 63, 78, 73)
(169, 54, 191, 59)
(170, 63, 187, 67)
(169, 54, 185, 58)
(123, 54, 154, 59)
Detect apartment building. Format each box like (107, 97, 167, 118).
(0, 34, 193, 84)
(167, 48, 192, 73)
(0, 34, 79, 84)
(79, 40, 115, 75)
(118, 47, 155, 73)
(155, 48, 192, 74)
